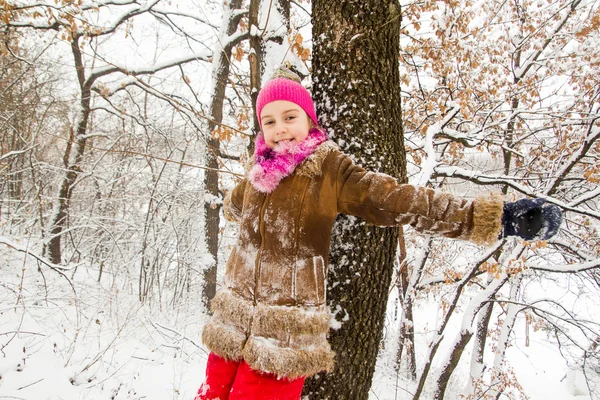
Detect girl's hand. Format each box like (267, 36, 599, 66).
(501, 198, 563, 241)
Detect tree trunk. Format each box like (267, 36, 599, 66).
(303, 1, 405, 399)
(489, 274, 525, 399)
(396, 230, 427, 381)
(201, 0, 244, 308)
(467, 289, 494, 394)
(46, 36, 90, 265)
(248, 0, 264, 134)
(248, 0, 290, 132)
(432, 275, 509, 400)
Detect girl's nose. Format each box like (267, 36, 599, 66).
(275, 123, 287, 135)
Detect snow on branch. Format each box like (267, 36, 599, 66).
(463, 274, 509, 332)
(149, 8, 220, 30)
(436, 127, 486, 148)
(88, 0, 162, 37)
(569, 187, 600, 207)
(14, 0, 139, 9)
(0, 147, 36, 162)
(416, 122, 438, 185)
(551, 238, 599, 261)
(496, 299, 600, 346)
(87, 50, 211, 84)
(433, 165, 600, 219)
(149, 7, 246, 32)
(547, 122, 600, 196)
(528, 259, 600, 273)
(6, 0, 160, 35)
(101, 0, 161, 36)
(89, 0, 141, 6)
(221, 30, 250, 50)
(94, 76, 139, 97)
(513, 0, 584, 80)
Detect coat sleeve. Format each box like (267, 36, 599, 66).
(334, 153, 503, 245)
(223, 179, 247, 223)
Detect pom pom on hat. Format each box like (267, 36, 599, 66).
(270, 67, 303, 83)
(256, 67, 318, 126)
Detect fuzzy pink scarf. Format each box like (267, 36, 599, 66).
(248, 128, 327, 193)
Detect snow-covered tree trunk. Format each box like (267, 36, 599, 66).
(488, 272, 525, 399)
(248, 0, 290, 132)
(396, 234, 432, 380)
(46, 35, 92, 265)
(432, 275, 509, 399)
(466, 288, 494, 394)
(201, 0, 245, 308)
(303, 1, 406, 398)
(412, 243, 502, 399)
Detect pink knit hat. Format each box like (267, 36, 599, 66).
(256, 67, 318, 126)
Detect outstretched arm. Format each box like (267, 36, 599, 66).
(334, 153, 563, 243)
(334, 153, 504, 245)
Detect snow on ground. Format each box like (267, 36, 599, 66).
(0, 243, 594, 399)
(0, 246, 209, 400)
(372, 281, 594, 400)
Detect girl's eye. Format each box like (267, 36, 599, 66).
(286, 115, 296, 121)
(264, 120, 274, 125)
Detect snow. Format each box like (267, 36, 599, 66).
(3, 0, 599, 399)
(0, 249, 210, 400)
(414, 123, 438, 186)
(2, 234, 597, 399)
(3, 234, 592, 400)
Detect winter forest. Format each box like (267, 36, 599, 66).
(1, 0, 599, 399)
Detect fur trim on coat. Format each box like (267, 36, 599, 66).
(202, 289, 334, 379)
(243, 335, 334, 379)
(295, 141, 339, 179)
(470, 194, 504, 245)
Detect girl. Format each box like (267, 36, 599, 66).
(195, 67, 562, 400)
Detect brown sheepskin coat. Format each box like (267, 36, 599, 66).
(202, 141, 503, 379)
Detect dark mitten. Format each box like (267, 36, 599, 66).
(501, 198, 563, 240)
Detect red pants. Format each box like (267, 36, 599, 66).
(195, 353, 305, 400)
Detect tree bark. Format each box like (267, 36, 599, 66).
(396, 230, 427, 381)
(303, 1, 405, 399)
(248, 0, 262, 135)
(46, 36, 91, 265)
(201, 0, 244, 308)
(467, 289, 494, 394)
(248, 0, 290, 131)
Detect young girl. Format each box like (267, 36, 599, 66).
(195, 67, 562, 400)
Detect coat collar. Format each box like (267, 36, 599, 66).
(294, 140, 339, 179)
(246, 140, 339, 181)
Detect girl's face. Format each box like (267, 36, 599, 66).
(260, 100, 312, 149)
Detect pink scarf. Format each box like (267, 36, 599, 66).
(248, 128, 327, 193)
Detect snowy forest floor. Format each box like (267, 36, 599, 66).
(0, 243, 593, 400)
